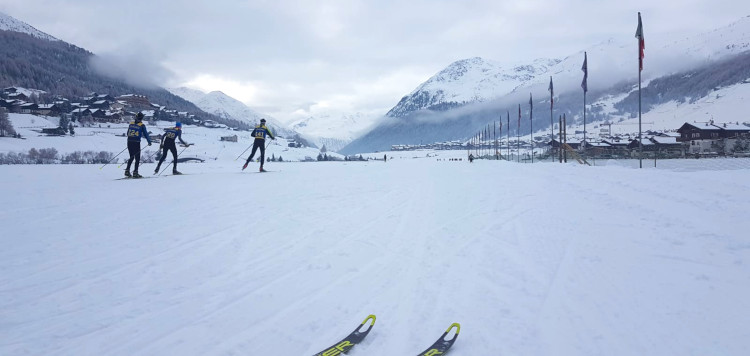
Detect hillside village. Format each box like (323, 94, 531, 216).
(0, 86, 230, 135)
(391, 120, 750, 159)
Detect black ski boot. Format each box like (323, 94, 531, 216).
(132, 172, 143, 178)
(124, 170, 131, 177)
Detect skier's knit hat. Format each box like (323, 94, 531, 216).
(176, 122, 182, 128)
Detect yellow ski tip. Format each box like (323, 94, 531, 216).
(446, 322, 460, 335)
(361, 314, 376, 326)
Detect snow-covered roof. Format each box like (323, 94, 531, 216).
(711, 122, 750, 131)
(634, 138, 655, 145)
(93, 100, 108, 105)
(651, 136, 679, 144)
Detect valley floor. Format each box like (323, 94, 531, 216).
(1, 159, 749, 355)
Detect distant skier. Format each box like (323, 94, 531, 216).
(469, 153, 474, 163)
(155, 122, 191, 175)
(124, 112, 151, 178)
(384, 154, 387, 162)
(242, 118, 275, 172)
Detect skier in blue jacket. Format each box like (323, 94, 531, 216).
(243, 118, 275, 172)
(155, 122, 190, 175)
(124, 112, 151, 178)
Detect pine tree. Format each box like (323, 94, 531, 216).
(0, 108, 16, 137)
(58, 114, 70, 133)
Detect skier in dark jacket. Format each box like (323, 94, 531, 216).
(242, 118, 275, 172)
(125, 112, 152, 178)
(155, 122, 190, 175)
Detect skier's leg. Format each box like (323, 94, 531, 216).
(133, 143, 141, 174)
(126, 141, 137, 172)
(170, 145, 178, 172)
(259, 141, 266, 169)
(155, 145, 168, 172)
(246, 141, 260, 164)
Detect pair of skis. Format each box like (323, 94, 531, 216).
(312, 314, 460, 356)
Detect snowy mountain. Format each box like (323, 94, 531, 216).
(0, 11, 58, 41)
(290, 111, 375, 152)
(387, 15, 750, 121)
(168, 87, 298, 139)
(386, 57, 561, 118)
(341, 15, 750, 154)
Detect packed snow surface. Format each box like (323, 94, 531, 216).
(1, 157, 749, 355)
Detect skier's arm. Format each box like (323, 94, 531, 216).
(177, 130, 187, 145)
(141, 125, 152, 145)
(267, 128, 275, 140)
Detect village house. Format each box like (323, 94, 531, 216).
(677, 122, 750, 155)
(36, 104, 62, 117)
(116, 94, 151, 110)
(19, 102, 38, 114)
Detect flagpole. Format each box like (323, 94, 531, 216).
(507, 111, 510, 160)
(550, 76, 554, 162)
(639, 57, 643, 168)
(559, 115, 563, 163)
(517, 104, 520, 163)
(494, 121, 497, 159)
(583, 90, 587, 154)
(563, 114, 568, 163)
(530, 94, 534, 163)
(636, 11, 645, 169)
(581, 51, 588, 157)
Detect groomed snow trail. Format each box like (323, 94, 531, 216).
(1, 158, 749, 355)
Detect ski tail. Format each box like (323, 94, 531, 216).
(416, 322, 461, 356)
(312, 314, 376, 356)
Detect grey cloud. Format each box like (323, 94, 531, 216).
(2, 0, 750, 122)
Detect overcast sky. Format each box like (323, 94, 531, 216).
(1, 0, 748, 123)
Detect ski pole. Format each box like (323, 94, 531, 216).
(100, 146, 128, 169)
(117, 144, 154, 168)
(235, 143, 253, 161)
(158, 145, 189, 176)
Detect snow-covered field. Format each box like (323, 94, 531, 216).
(1, 114, 337, 163)
(1, 156, 749, 356)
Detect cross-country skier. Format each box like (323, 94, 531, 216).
(242, 118, 275, 172)
(155, 122, 191, 175)
(124, 112, 151, 178)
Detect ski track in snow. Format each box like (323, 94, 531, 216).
(1, 159, 750, 355)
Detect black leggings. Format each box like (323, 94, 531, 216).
(156, 143, 178, 170)
(246, 140, 266, 167)
(126, 141, 141, 172)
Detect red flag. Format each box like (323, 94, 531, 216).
(636, 12, 645, 72)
